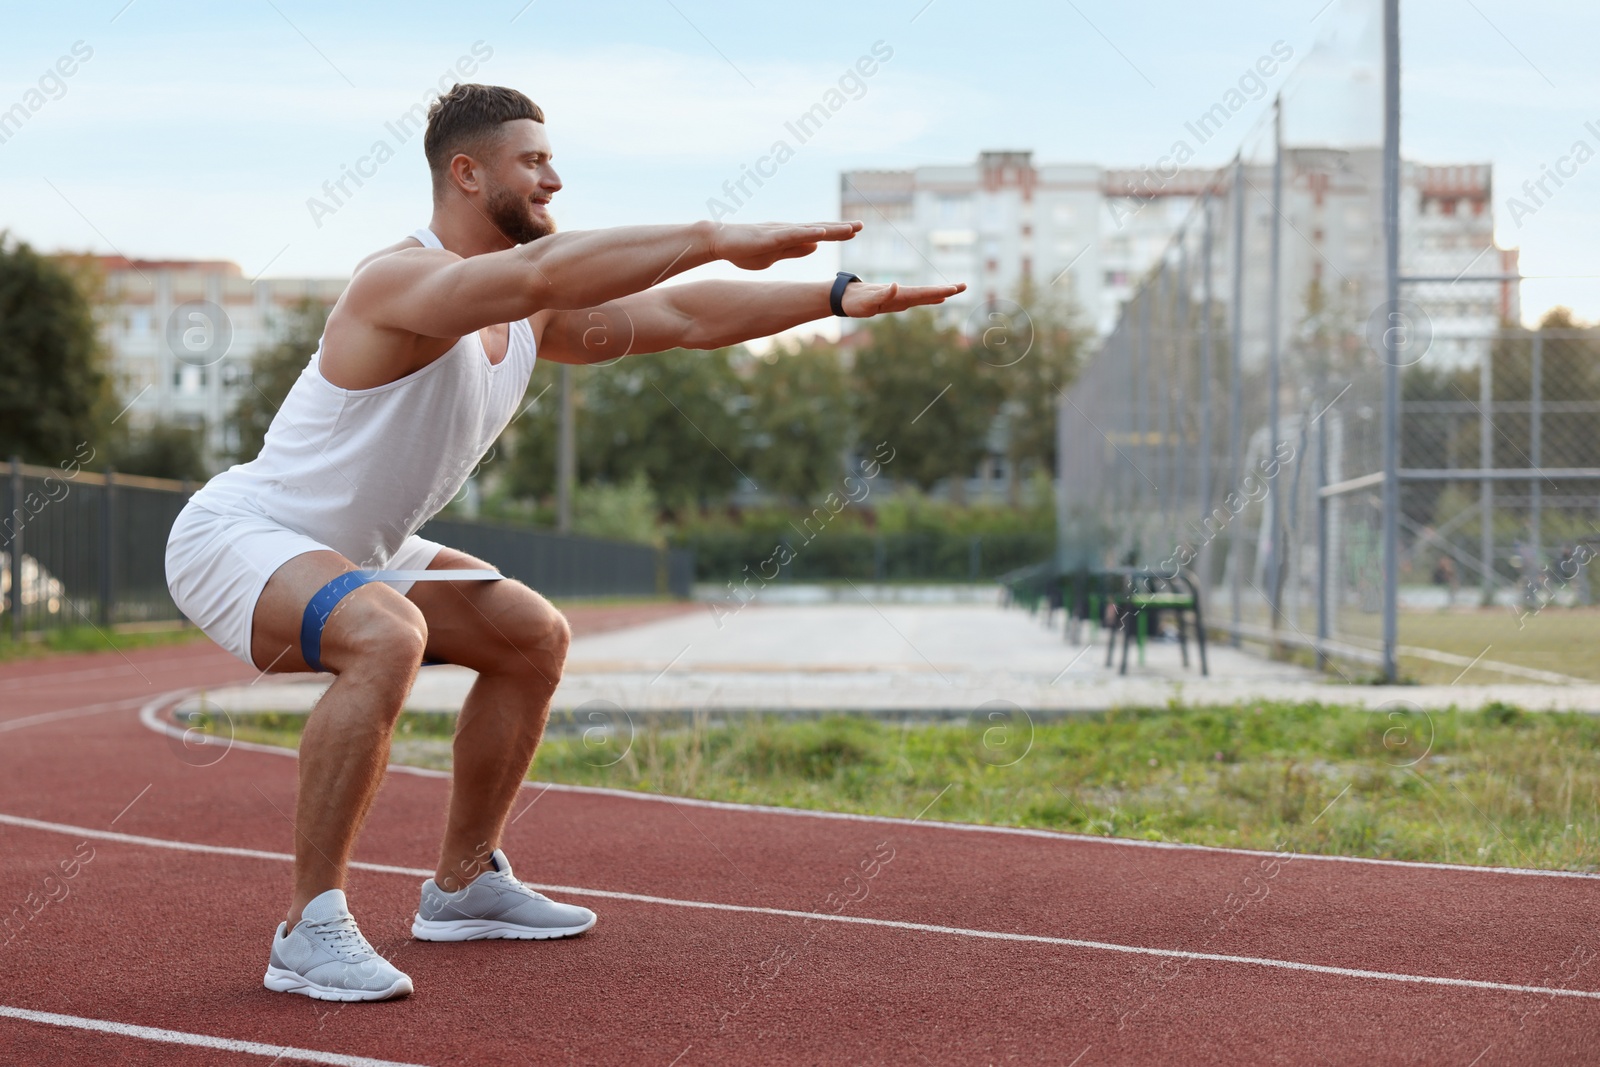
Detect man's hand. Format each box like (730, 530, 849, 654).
(538, 276, 971, 364)
(840, 280, 967, 317)
(712, 221, 863, 271)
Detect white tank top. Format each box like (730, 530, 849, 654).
(191, 227, 539, 569)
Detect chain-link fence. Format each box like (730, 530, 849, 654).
(1395, 320, 1600, 611)
(1056, 158, 1600, 679)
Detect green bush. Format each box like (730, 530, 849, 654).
(677, 527, 1053, 583)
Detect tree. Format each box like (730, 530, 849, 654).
(505, 348, 750, 511)
(852, 310, 1003, 499)
(996, 279, 1088, 501)
(108, 419, 208, 482)
(572, 470, 662, 545)
(228, 297, 331, 462)
(0, 234, 111, 463)
(501, 359, 563, 501)
(581, 348, 750, 508)
(744, 338, 852, 503)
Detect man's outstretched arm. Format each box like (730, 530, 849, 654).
(537, 277, 968, 364)
(350, 221, 863, 340)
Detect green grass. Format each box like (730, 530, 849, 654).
(0, 623, 209, 662)
(218, 700, 1600, 872)
(1336, 608, 1600, 683)
(546, 595, 683, 608)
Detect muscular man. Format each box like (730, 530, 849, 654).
(165, 83, 964, 1002)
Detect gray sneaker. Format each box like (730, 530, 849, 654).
(412, 849, 597, 941)
(264, 889, 413, 1002)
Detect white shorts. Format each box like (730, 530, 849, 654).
(164, 501, 444, 668)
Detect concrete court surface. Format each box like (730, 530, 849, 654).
(182, 600, 1600, 718)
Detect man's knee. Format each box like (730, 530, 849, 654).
(501, 601, 570, 683)
(328, 595, 429, 678)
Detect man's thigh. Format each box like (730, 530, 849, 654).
(404, 547, 569, 677)
(250, 550, 422, 674)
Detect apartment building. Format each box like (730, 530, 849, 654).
(96, 257, 344, 466)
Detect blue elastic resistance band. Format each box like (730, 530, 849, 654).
(298, 569, 503, 673)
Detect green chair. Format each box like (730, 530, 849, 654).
(1105, 570, 1208, 676)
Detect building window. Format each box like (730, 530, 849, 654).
(938, 195, 967, 224)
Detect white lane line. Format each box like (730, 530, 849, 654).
(0, 697, 147, 734)
(0, 654, 225, 693)
(134, 689, 1600, 882)
(0, 1005, 434, 1066)
(0, 811, 455, 884)
(4, 811, 1599, 1004)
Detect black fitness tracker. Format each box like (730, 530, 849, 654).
(830, 271, 861, 317)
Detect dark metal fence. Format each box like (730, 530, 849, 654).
(2, 458, 692, 639)
(418, 517, 693, 600)
(2, 460, 193, 636)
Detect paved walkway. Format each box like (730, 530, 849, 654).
(187, 602, 1600, 717)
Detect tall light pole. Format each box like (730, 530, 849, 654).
(1228, 154, 1246, 645)
(1380, 0, 1402, 682)
(1266, 94, 1284, 631)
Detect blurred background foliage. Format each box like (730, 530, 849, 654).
(6, 239, 1086, 580)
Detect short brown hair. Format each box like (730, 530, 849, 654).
(424, 84, 544, 186)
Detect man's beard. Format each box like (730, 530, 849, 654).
(485, 185, 557, 245)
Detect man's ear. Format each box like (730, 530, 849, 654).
(449, 153, 483, 195)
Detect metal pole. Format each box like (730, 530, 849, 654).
(1055, 384, 1069, 571)
(1380, 0, 1402, 682)
(1107, 327, 1121, 547)
(1480, 344, 1494, 605)
(1136, 291, 1150, 538)
(7, 456, 20, 641)
(1530, 331, 1543, 575)
(557, 364, 575, 533)
(1228, 155, 1246, 645)
(1118, 326, 1132, 522)
(1199, 195, 1214, 546)
(1316, 413, 1330, 670)
(1157, 268, 1172, 528)
(99, 469, 116, 626)
(1174, 242, 1190, 529)
(1128, 319, 1138, 529)
(1266, 95, 1285, 629)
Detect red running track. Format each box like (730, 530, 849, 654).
(2, 637, 1599, 1066)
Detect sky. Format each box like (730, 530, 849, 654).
(1, 0, 1595, 326)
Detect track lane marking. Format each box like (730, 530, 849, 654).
(0, 696, 148, 733)
(135, 689, 1600, 883)
(0, 652, 237, 693)
(4, 811, 1599, 1004)
(0, 1005, 434, 1066)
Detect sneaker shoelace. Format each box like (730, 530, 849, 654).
(484, 871, 549, 902)
(302, 914, 379, 963)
